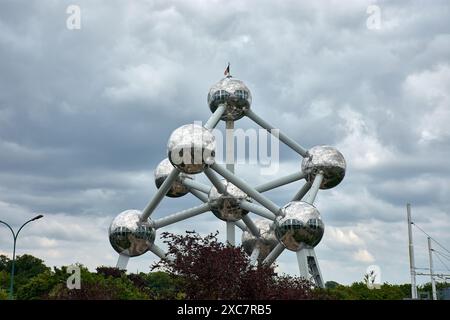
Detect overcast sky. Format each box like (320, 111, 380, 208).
(1, 0, 449, 285)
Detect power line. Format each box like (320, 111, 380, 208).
(433, 249, 450, 261)
(434, 251, 450, 272)
(412, 222, 450, 255)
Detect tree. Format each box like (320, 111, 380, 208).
(152, 231, 318, 300)
(325, 281, 411, 300)
(48, 265, 148, 300)
(0, 270, 8, 290)
(144, 271, 185, 299)
(0, 255, 9, 271)
(325, 281, 340, 289)
(0, 288, 7, 300)
(16, 270, 59, 300)
(5, 254, 49, 290)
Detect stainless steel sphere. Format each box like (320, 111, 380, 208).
(109, 210, 156, 257)
(208, 179, 249, 221)
(241, 219, 278, 263)
(154, 158, 192, 197)
(207, 77, 252, 121)
(167, 124, 216, 174)
(301, 145, 346, 189)
(275, 201, 324, 252)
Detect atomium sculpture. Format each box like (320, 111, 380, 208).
(108, 69, 346, 288)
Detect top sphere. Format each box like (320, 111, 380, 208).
(109, 209, 156, 257)
(207, 77, 252, 121)
(167, 124, 216, 174)
(154, 158, 192, 198)
(275, 201, 324, 252)
(301, 145, 346, 189)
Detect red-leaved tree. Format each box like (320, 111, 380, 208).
(152, 231, 319, 300)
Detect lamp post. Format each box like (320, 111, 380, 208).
(0, 215, 44, 300)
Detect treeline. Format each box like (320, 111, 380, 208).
(0, 232, 446, 300)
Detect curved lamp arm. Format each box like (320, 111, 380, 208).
(16, 215, 44, 240)
(0, 221, 15, 238)
(0, 214, 44, 240)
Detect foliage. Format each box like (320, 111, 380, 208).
(16, 270, 59, 300)
(96, 266, 125, 278)
(325, 281, 339, 289)
(0, 255, 9, 271)
(0, 288, 8, 300)
(325, 281, 413, 300)
(5, 254, 50, 290)
(152, 231, 318, 300)
(144, 271, 185, 299)
(0, 270, 8, 289)
(0, 242, 448, 300)
(48, 265, 148, 300)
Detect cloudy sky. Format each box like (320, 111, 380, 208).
(1, 0, 449, 285)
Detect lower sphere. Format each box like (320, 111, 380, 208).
(109, 210, 156, 257)
(275, 201, 324, 252)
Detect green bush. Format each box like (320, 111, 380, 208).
(326, 282, 410, 300)
(48, 265, 149, 300)
(16, 271, 59, 300)
(0, 288, 8, 300)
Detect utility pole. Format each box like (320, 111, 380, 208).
(407, 203, 418, 299)
(428, 237, 437, 300)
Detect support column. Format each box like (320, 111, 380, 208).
(262, 243, 285, 265)
(304, 172, 323, 205)
(182, 179, 211, 194)
(153, 203, 210, 229)
(116, 254, 129, 270)
(226, 120, 235, 246)
(428, 237, 437, 300)
(204, 104, 226, 130)
(255, 172, 306, 193)
(149, 243, 174, 262)
(407, 203, 418, 299)
(292, 181, 312, 201)
(239, 201, 277, 221)
(296, 248, 324, 288)
(211, 163, 281, 216)
(249, 246, 261, 266)
(245, 109, 308, 157)
(242, 215, 260, 238)
(141, 168, 180, 221)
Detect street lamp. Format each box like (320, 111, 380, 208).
(0, 214, 44, 299)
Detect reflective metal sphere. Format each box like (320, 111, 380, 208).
(208, 179, 249, 221)
(241, 219, 278, 263)
(301, 145, 346, 189)
(275, 201, 324, 252)
(154, 158, 192, 197)
(109, 210, 156, 257)
(167, 124, 216, 174)
(207, 77, 252, 121)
